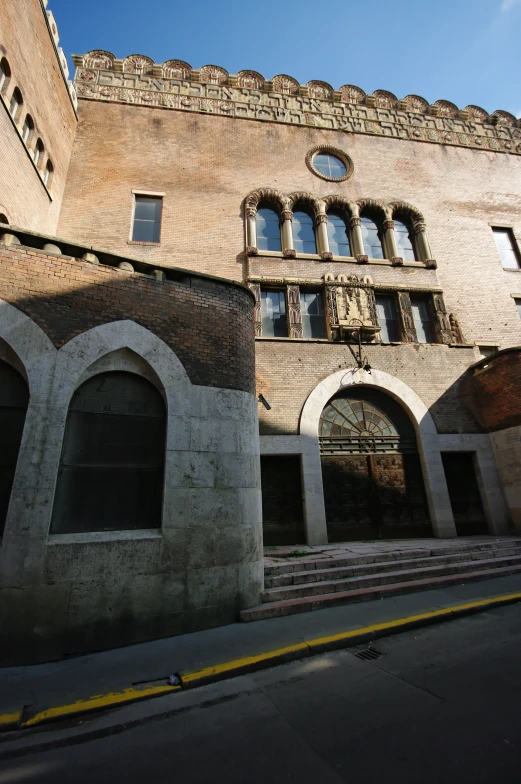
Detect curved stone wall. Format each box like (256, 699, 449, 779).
(0, 232, 261, 664)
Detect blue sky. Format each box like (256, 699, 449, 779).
(50, 0, 520, 116)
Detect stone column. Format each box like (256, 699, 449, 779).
(245, 207, 258, 255)
(414, 220, 433, 262)
(383, 219, 401, 263)
(315, 213, 332, 260)
(350, 215, 364, 257)
(281, 210, 296, 258)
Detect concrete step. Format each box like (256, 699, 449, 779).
(264, 540, 521, 577)
(241, 563, 521, 622)
(264, 547, 521, 588)
(261, 554, 521, 603)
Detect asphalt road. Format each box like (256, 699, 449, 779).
(2, 604, 521, 784)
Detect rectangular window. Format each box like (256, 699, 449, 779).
(492, 227, 520, 270)
(410, 295, 435, 343)
(515, 299, 521, 320)
(261, 290, 287, 337)
(376, 294, 401, 342)
(300, 291, 327, 339)
(132, 196, 162, 243)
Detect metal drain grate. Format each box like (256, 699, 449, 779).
(353, 647, 383, 661)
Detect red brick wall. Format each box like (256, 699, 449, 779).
(461, 348, 521, 432)
(0, 241, 255, 393)
(0, 0, 76, 233)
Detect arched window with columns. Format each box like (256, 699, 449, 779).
(50, 371, 166, 534)
(327, 213, 351, 257)
(0, 58, 11, 95)
(256, 206, 282, 252)
(9, 87, 23, 121)
(394, 219, 417, 261)
(360, 214, 384, 259)
(292, 210, 316, 254)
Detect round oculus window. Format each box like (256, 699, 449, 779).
(306, 146, 353, 182)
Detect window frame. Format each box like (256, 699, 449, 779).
(0, 58, 11, 96)
(326, 212, 352, 258)
(260, 288, 288, 338)
(43, 159, 53, 188)
(409, 293, 437, 344)
(9, 87, 23, 121)
(33, 138, 44, 169)
(491, 226, 521, 270)
(393, 218, 417, 262)
(375, 292, 402, 343)
(292, 209, 317, 255)
(256, 205, 282, 253)
(21, 113, 34, 145)
(360, 213, 385, 260)
(300, 289, 327, 339)
(130, 191, 165, 245)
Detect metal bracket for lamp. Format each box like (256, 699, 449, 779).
(338, 319, 380, 371)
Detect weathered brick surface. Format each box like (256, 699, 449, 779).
(255, 340, 481, 435)
(0, 243, 255, 392)
(0, 0, 76, 233)
(461, 348, 521, 432)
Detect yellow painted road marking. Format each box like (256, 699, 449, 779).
(1, 591, 520, 731)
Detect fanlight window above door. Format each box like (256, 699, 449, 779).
(320, 398, 397, 439)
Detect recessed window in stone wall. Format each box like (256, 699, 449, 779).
(132, 195, 162, 243)
(0, 361, 29, 536)
(492, 227, 520, 270)
(306, 146, 353, 182)
(50, 371, 166, 534)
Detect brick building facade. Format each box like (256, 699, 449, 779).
(1, 0, 521, 660)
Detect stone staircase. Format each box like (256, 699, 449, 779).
(240, 539, 521, 622)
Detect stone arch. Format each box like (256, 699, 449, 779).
(236, 70, 265, 90)
(83, 50, 115, 69)
(200, 65, 228, 85)
(490, 109, 517, 126)
(339, 84, 365, 104)
(244, 188, 288, 216)
(464, 105, 488, 123)
(402, 94, 429, 113)
(388, 200, 425, 230)
(357, 198, 386, 221)
(272, 74, 300, 96)
(123, 54, 154, 75)
(300, 367, 456, 539)
(431, 99, 459, 118)
(371, 90, 398, 109)
(288, 191, 322, 216)
(162, 59, 191, 80)
(307, 80, 334, 100)
(323, 195, 355, 218)
(0, 299, 55, 394)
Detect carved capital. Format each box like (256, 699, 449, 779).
(283, 248, 297, 259)
(350, 216, 361, 228)
(321, 251, 333, 261)
(356, 254, 369, 264)
(315, 213, 328, 225)
(383, 220, 395, 231)
(391, 257, 404, 266)
(245, 206, 257, 218)
(281, 210, 293, 222)
(247, 246, 259, 256)
(413, 220, 427, 235)
(425, 259, 438, 269)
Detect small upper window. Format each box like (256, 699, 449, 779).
(43, 160, 53, 187)
(21, 114, 34, 144)
(313, 154, 346, 179)
(256, 207, 281, 252)
(261, 290, 287, 337)
(492, 227, 520, 270)
(292, 211, 316, 254)
(0, 214, 8, 225)
(410, 295, 435, 343)
(300, 291, 327, 339)
(306, 146, 353, 182)
(9, 87, 22, 120)
(327, 213, 351, 257)
(394, 220, 416, 261)
(132, 196, 162, 243)
(515, 299, 521, 320)
(360, 215, 384, 259)
(33, 138, 44, 168)
(0, 58, 11, 94)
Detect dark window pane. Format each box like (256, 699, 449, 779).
(361, 216, 384, 259)
(293, 211, 316, 254)
(257, 207, 281, 251)
(301, 291, 326, 338)
(261, 290, 287, 337)
(410, 295, 435, 343)
(376, 295, 401, 342)
(327, 214, 351, 257)
(515, 299, 521, 320)
(0, 362, 28, 536)
(394, 220, 416, 261)
(493, 228, 519, 269)
(51, 372, 165, 533)
(132, 197, 162, 242)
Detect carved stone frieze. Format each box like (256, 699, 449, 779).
(248, 282, 262, 337)
(74, 58, 521, 156)
(287, 285, 303, 338)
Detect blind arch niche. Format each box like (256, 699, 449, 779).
(51, 371, 166, 534)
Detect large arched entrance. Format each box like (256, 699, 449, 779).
(319, 387, 432, 541)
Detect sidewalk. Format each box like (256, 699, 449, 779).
(2, 569, 521, 733)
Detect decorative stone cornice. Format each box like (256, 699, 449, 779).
(73, 51, 521, 156)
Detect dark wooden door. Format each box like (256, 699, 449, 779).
(322, 453, 431, 541)
(260, 456, 305, 545)
(442, 453, 488, 536)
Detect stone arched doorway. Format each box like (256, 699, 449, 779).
(319, 387, 433, 541)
